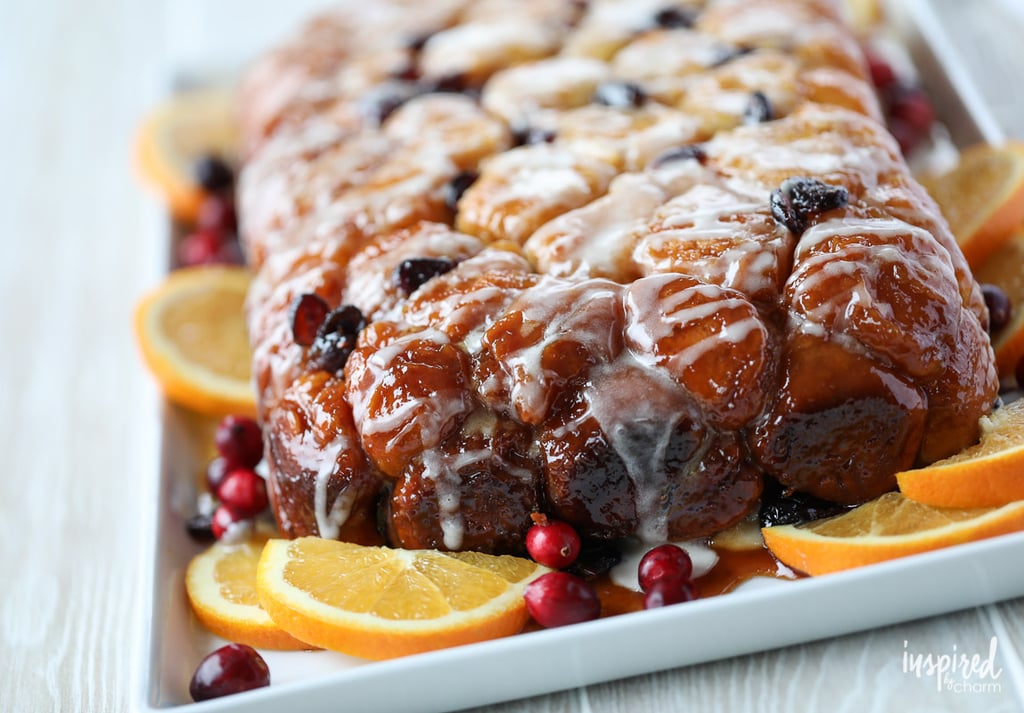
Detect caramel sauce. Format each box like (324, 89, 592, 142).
(594, 577, 646, 616)
(595, 546, 801, 617)
(694, 546, 800, 597)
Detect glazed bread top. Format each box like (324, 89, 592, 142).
(237, 0, 998, 553)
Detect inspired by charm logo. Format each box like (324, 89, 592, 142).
(902, 637, 1003, 693)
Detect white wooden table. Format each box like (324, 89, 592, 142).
(2, 1, 1023, 711)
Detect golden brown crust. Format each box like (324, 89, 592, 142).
(241, 0, 998, 552)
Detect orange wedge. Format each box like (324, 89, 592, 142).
(256, 538, 549, 660)
(134, 88, 238, 222)
(186, 536, 310, 650)
(974, 227, 1024, 377)
(921, 141, 1024, 268)
(134, 265, 255, 416)
(896, 399, 1024, 508)
(762, 492, 1024, 576)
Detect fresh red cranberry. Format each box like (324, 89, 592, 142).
(178, 229, 225, 267)
(887, 117, 922, 156)
(982, 284, 1013, 333)
(889, 88, 934, 135)
(638, 544, 693, 592)
(189, 643, 269, 701)
(525, 515, 581, 569)
(194, 155, 234, 192)
(211, 504, 243, 540)
(196, 193, 238, 233)
(219, 468, 269, 518)
(524, 572, 601, 628)
(643, 579, 698, 609)
(206, 456, 231, 495)
(217, 239, 245, 266)
(215, 415, 264, 468)
(865, 52, 896, 89)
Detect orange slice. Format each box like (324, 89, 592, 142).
(134, 88, 238, 222)
(134, 265, 255, 416)
(921, 141, 1024, 268)
(185, 536, 310, 650)
(762, 492, 1024, 576)
(896, 399, 1024, 508)
(974, 227, 1024, 377)
(256, 538, 549, 660)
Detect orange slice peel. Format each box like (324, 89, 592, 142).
(134, 88, 238, 222)
(896, 399, 1024, 508)
(974, 227, 1024, 377)
(134, 265, 255, 416)
(921, 141, 1024, 268)
(185, 536, 310, 650)
(762, 492, 1024, 576)
(256, 537, 549, 660)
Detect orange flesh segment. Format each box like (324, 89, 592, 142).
(762, 492, 1024, 576)
(897, 399, 1024, 508)
(257, 538, 547, 660)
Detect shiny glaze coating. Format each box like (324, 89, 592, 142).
(240, 0, 998, 553)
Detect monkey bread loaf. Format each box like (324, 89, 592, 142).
(237, 0, 998, 553)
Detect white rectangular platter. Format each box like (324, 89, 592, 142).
(137, 0, 1022, 710)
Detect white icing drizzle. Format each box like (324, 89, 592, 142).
(421, 20, 561, 80)
(236, 0, 995, 556)
(668, 316, 763, 373)
(625, 274, 749, 356)
(482, 56, 610, 129)
(622, 274, 768, 421)
(584, 357, 694, 543)
(491, 276, 623, 424)
(525, 172, 667, 279)
(453, 285, 507, 353)
(704, 107, 903, 199)
(464, 144, 619, 244)
(348, 328, 468, 455)
(342, 224, 483, 321)
(420, 450, 464, 550)
(403, 250, 535, 356)
(482, 145, 594, 200)
(621, 114, 702, 171)
(789, 216, 957, 327)
(313, 439, 355, 540)
(786, 216, 961, 374)
(417, 410, 535, 551)
(384, 94, 511, 167)
(612, 29, 731, 82)
(633, 181, 791, 301)
(563, 0, 680, 56)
